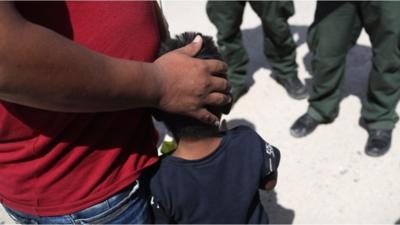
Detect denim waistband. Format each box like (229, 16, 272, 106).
(71, 180, 140, 219)
(4, 180, 140, 223)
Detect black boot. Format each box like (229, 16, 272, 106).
(365, 129, 392, 157)
(290, 113, 321, 138)
(276, 76, 308, 100)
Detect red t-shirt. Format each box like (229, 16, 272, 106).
(0, 2, 160, 216)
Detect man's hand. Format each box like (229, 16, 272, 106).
(0, 3, 230, 116)
(151, 36, 232, 126)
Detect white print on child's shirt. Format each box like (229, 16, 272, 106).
(265, 143, 275, 157)
(265, 143, 275, 174)
(150, 196, 160, 209)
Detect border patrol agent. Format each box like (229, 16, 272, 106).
(291, 1, 400, 157)
(206, 1, 308, 102)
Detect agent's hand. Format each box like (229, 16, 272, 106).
(153, 36, 231, 126)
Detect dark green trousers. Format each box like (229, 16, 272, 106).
(206, 1, 298, 89)
(307, 1, 400, 129)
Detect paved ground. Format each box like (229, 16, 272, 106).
(1, 1, 400, 224)
(159, 1, 400, 224)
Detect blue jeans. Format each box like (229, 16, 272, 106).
(3, 179, 152, 224)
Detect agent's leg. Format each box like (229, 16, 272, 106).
(206, 1, 249, 102)
(249, 1, 307, 99)
(290, 1, 362, 137)
(360, 1, 400, 156)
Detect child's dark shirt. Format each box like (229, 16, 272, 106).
(149, 125, 280, 224)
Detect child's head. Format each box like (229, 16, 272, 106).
(154, 32, 232, 140)
(158, 32, 223, 61)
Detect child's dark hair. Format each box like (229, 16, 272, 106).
(154, 32, 231, 140)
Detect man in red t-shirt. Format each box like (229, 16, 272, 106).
(0, 2, 231, 224)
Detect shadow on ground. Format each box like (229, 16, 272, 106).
(395, 218, 400, 224)
(260, 190, 295, 224)
(241, 25, 309, 91)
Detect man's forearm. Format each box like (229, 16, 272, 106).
(0, 13, 161, 112)
(0, 2, 231, 125)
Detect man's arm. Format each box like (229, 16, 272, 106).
(0, 2, 230, 125)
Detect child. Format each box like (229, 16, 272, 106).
(150, 32, 281, 224)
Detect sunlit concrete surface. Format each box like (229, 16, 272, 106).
(1, 1, 399, 224)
